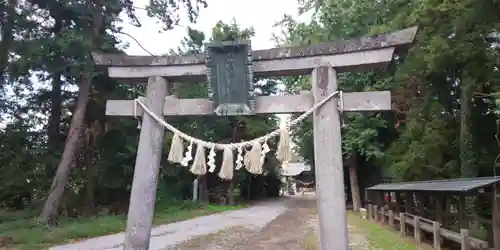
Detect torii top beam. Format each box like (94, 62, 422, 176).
(92, 27, 418, 82)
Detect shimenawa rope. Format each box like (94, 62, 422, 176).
(133, 90, 341, 179)
(134, 90, 340, 150)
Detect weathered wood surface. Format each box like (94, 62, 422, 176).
(92, 27, 417, 81)
(400, 212, 406, 235)
(123, 77, 168, 250)
(433, 221, 442, 250)
(389, 209, 394, 227)
(106, 91, 392, 116)
(93, 27, 417, 66)
(460, 229, 470, 250)
(368, 204, 373, 220)
(391, 212, 489, 249)
(312, 66, 348, 250)
(100, 48, 395, 80)
(414, 216, 421, 243)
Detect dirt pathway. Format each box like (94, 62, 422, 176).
(239, 195, 316, 249)
(170, 195, 316, 250)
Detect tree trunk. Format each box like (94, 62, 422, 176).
(47, 19, 63, 146)
(348, 151, 362, 212)
(459, 76, 475, 178)
(227, 180, 235, 205)
(39, 75, 91, 224)
(48, 72, 62, 146)
(39, 0, 102, 224)
(198, 175, 208, 202)
(0, 0, 16, 82)
(82, 144, 97, 217)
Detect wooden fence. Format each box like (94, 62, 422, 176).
(365, 204, 490, 250)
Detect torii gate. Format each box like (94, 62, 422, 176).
(92, 27, 417, 250)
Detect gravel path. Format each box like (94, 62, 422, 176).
(169, 194, 317, 250)
(50, 200, 287, 250)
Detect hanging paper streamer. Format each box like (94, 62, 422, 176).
(235, 146, 244, 170)
(218, 146, 234, 180)
(190, 144, 207, 175)
(261, 138, 270, 164)
(207, 146, 216, 173)
(181, 141, 193, 167)
(168, 133, 184, 163)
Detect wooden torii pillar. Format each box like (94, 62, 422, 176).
(92, 27, 417, 250)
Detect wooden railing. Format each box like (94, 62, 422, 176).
(365, 204, 489, 250)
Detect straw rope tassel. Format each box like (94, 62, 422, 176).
(168, 133, 184, 163)
(245, 141, 263, 175)
(276, 128, 292, 163)
(190, 144, 207, 176)
(218, 146, 234, 180)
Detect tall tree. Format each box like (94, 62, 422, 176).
(39, 0, 208, 224)
(279, 0, 394, 212)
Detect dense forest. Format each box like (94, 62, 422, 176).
(1, 0, 500, 245)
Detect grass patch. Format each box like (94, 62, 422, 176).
(0, 200, 245, 250)
(347, 212, 420, 250)
(301, 228, 318, 250)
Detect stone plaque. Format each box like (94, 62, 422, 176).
(205, 40, 254, 116)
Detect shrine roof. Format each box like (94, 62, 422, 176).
(92, 27, 418, 67)
(366, 176, 500, 192)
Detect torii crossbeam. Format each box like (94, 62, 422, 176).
(92, 26, 417, 250)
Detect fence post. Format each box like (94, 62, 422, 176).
(460, 229, 470, 250)
(433, 221, 441, 250)
(400, 212, 406, 236)
(389, 210, 394, 228)
(361, 208, 367, 219)
(414, 216, 421, 244)
(381, 206, 386, 223)
(368, 204, 373, 220)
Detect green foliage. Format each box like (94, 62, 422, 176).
(284, 0, 500, 185)
(385, 102, 460, 181)
(347, 212, 420, 250)
(280, 8, 392, 168)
